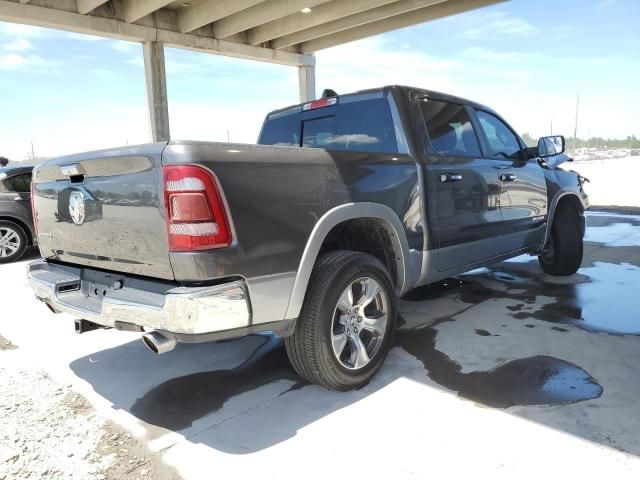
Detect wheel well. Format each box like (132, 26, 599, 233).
(551, 194, 586, 239)
(555, 194, 584, 216)
(318, 218, 399, 286)
(0, 216, 33, 245)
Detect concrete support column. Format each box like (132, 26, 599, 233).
(143, 41, 170, 142)
(297, 64, 316, 103)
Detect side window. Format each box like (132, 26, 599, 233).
(475, 110, 523, 160)
(419, 99, 481, 157)
(0, 172, 32, 193)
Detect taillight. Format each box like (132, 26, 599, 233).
(30, 180, 39, 237)
(163, 165, 232, 251)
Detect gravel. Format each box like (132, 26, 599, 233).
(0, 336, 179, 480)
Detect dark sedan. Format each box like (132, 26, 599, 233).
(0, 163, 36, 262)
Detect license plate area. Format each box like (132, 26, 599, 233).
(81, 269, 125, 299)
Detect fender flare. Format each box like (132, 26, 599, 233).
(541, 190, 587, 249)
(283, 202, 415, 320)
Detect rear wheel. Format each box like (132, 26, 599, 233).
(538, 204, 583, 275)
(285, 251, 397, 391)
(0, 221, 28, 263)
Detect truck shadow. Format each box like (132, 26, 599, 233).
(69, 242, 640, 456)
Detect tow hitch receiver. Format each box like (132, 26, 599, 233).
(74, 319, 103, 334)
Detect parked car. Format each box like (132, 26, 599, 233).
(0, 163, 35, 262)
(27, 86, 588, 390)
(631, 150, 639, 156)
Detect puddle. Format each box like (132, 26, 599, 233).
(397, 327, 602, 408)
(130, 336, 304, 431)
(576, 262, 640, 334)
(405, 253, 640, 335)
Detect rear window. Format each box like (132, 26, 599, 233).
(259, 98, 398, 154)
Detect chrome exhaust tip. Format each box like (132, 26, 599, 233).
(142, 331, 177, 355)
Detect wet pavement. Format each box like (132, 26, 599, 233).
(2, 211, 640, 477)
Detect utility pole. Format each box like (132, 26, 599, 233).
(30, 142, 35, 161)
(572, 94, 580, 152)
(587, 128, 591, 149)
(226, 130, 230, 143)
(550, 119, 553, 135)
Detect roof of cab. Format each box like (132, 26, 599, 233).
(265, 85, 497, 119)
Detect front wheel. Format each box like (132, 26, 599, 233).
(285, 251, 397, 391)
(538, 204, 583, 275)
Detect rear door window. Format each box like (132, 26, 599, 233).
(260, 97, 398, 154)
(0, 172, 32, 193)
(419, 99, 481, 157)
(475, 110, 524, 160)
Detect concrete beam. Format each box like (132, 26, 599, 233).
(122, 0, 174, 23)
(298, 63, 316, 103)
(0, 0, 314, 66)
(248, 0, 398, 46)
(76, 0, 109, 15)
(299, 0, 506, 52)
(272, 0, 445, 49)
(156, 29, 315, 66)
(212, 0, 331, 39)
(178, 0, 265, 34)
(143, 41, 170, 143)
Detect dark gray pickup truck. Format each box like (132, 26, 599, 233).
(27, 86, 588, 390)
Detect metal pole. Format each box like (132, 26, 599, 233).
(572, 94, 579, 152)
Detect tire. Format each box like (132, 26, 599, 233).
(0, 220, 28, 263)
(285, 250, 397, 391)
(538, 204, 583, 275)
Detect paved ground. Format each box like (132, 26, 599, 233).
(2, 211, 640, 478)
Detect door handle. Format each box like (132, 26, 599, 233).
(440, 173, 463, 183)
(500, 173, 517, 182)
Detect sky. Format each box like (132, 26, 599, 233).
(0, 0, 639, 161)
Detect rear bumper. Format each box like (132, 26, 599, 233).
(27, 260, 251, 335)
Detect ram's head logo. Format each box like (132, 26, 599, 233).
(68, 191, 86, 225)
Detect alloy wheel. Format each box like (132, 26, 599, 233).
(0, 227, 21, 258)
(330, 276, 388, 370)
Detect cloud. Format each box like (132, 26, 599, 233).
(111, 40, 138, 52)
(4, 38, 33, 53)
(0, 33, 54, 72)
(462, 11, 537, 39)
(0, 53, 49, 71)
(315, 37, 459, 94)
(462, 47, 519, 62)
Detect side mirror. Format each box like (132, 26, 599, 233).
(537, 135, 565, 157)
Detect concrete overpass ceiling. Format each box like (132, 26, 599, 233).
(0, 0, 506, 65)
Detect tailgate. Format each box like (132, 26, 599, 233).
(32, 143, 174, 280)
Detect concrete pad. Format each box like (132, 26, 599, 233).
(1, 211, 640, 478)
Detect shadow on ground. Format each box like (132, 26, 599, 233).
(69, 213, 640, 455)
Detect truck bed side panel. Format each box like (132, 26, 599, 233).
(163, 142, 421, 284)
